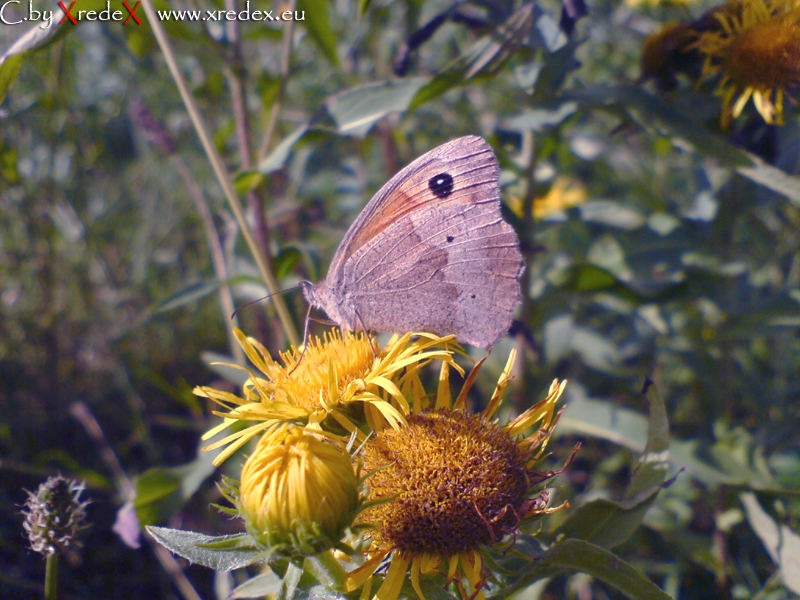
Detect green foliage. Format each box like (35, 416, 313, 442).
(134, 443, 219, 525)
(500, 539, 674, 600)
(2, 0, 800, 598)
(146, 527, 266, 571)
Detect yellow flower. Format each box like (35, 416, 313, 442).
(197, 328, 460, 465)
(534, 178, 588, 219)
(508, 177, 588, 220)
(694, 0, 800, 126)
(238, 423, 359, 557)
(346, 351, 571, 600)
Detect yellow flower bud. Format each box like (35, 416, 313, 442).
(239, 424, 359, 557)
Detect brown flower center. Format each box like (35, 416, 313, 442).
(725, 12, 800, 89)
(359, 410, 530, 555)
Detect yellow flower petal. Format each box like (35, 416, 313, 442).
(374, 552, 410, 600)
(197, 329, 458, 464)
(345, 553, 388, 592)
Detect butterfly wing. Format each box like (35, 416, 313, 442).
(311, 135, 524, 347)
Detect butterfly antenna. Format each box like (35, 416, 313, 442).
(231, 286, 299, 320)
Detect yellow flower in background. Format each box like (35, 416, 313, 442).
(508, 177, 588, 220)
(533, 178, 588, 219)
(694, 0, 800, 126)
(346, 351, 571, 600)
(196, 328, 461, 465)
(238, 423, 359, 557)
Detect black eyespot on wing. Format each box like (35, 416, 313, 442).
(428, 173, 454, 198)
(446, 235, 454, 243)
(470, 294, 476, 299)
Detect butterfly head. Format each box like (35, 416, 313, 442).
(301, 279, 357, 332)
(299, 279, 320, 307)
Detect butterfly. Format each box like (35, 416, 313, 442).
(301, 135, 524, 348)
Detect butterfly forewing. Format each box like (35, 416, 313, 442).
(306, 135, 524, 348)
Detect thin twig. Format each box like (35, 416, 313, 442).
(223, 0, 252, 167)
(257, 0, 296, 162)
(69, 402, 134, 499)
(519, 131, 538, 324)
(70, 401, 204, 600)
(514, 131, 539, 409)
(222, 0, 279, 345)
(171, 155, 244, 364)
(150, 539, 204, 600)
(138, 0, 299, 346)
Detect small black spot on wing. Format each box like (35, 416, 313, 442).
(429, 173, 454, 198)
(446, 235, 454, 243)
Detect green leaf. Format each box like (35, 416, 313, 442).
(559, 392, 649, 452)
(230, 554, 348, 599)
(558, 393, 786, 492)
(567, 85, 747, 165)
(564, 264, 623, 293)
(259, 125, 308, 174)
(147, 526, 266, 571)
(306, 591, 348, 600)
(0, 0, 112, 98)
(152, 280, 222, 314)
(279, 561, 304, 600)
(741, 492, 800, 594)
(554, 380, 671, 550)
(567, 85, 800, 205)
(234, 170, 266, 196)
(134, 442, 219, 525)
(402, 577, 459, 600)
(411, 3, 536, 109)
(627, 381, 670, 500)
(639, 519, 717, 573)
(324, 78, 427, 137)
(1, 19, 63, 64)
(275, 246, 302, 279)
(231, 571, 283, 598)
(304, 551, 346, 589)
(503, 102, 578, 132)
(579, 201, 647, 230)
(297, 0, 338, 66)
(0, 53, 22, 104)
(511, 539, 673, 600)
(736, 155, 800, 205)
(554, 496, 658, 549)
(544, 316, 628, 375)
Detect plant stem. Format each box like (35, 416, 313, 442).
(138, 0, 300, 346)
(514, 130, 540, 409)
(258, 0, 296, 162)
(44, 552, 58, 600)
(222, 0, 278, 346)
(171, 155, 244, 364)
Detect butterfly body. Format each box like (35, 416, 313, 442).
(302, 135, 523, 348)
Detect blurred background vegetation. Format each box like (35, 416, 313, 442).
(1, 0, 799, 598)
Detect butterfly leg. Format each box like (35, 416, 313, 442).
(288, 303, 314, 375)
(353, 308, 379, 356)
